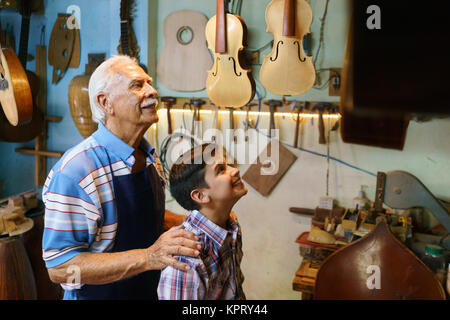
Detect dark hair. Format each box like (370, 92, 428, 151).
(169, 143, 222, 211)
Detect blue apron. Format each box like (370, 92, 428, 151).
(76, 150, 165, 300)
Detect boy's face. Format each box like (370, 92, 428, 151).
(201, 159, 248, 205)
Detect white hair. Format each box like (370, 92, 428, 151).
(88, 55, 139, 124)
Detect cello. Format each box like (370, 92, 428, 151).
(260, 0, 316, 96)
(205, 0, 255, 108)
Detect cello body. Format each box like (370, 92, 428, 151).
(314, 220, 446, 300)
(260, 0, 315, 96)
(205, 1, 255, 108)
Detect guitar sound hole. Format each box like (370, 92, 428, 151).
(176, 26, 194, 46)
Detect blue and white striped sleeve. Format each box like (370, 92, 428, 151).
(42, 171, 101, 268)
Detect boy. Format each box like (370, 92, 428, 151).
(157, 143, 248, 300)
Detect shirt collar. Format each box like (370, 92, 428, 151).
(92, 122, 155, 166)
(186, 210, 239, 248)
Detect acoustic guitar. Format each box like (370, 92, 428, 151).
(205, 0, 255, 108)
(259, 0, 316, 96)
(157, 10, 213, 92)
(0, 0, 43, 142)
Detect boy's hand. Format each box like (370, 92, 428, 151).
(145, 226, 201, 271)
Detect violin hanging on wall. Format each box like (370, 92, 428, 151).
(260, 0, 315, 96)
(205, 0, 255, 108)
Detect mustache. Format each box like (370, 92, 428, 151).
(142, 99, 158, 108)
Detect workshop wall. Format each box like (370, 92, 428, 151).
(0, 0, 149, 196)
(1, 0, 449, 300)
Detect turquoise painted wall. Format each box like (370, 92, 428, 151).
(1, 0, 449, 300)
(0, 0, 148, 197)
(0, 0, 343, 197)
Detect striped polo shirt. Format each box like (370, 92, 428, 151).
(42, 122, 162, 295)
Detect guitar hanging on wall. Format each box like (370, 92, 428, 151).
(205, 0, 255, 108)
(118, 0, 140, 60)
(259, 0, 316, 96)
(156, 10, 213, 92)
(0, 0, 43, 142)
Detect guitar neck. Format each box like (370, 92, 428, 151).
(119, 0, 131, 56)
(283, 0, 296, 37)
(215, 0, 227, 54)
(18, 13, 30, 68)
(120, 18, 131, 56)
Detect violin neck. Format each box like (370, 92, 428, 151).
(283, 0, 296, 37)
(215, 0, 227, 53)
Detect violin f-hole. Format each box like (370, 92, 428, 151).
(270, 40, 284, 62)
(212, 57, 221, 76)
(293, 41, 306, 62)
(228, 57, 242, 77)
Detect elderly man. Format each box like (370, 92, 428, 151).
(42, 55, 200, 300)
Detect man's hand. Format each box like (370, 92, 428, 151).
(146, 226, 201, 271)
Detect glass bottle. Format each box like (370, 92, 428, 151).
(422, 244, 446, 285)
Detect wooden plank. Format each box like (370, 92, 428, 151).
(242, 141, 297, 197)
(35, 45, 47, 186)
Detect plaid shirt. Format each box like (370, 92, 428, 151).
(157, 210, 245, 300)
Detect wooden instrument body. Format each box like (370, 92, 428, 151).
(314, 220, 446, 300)
(0, 48, 33, 126)
(48, 13, 76, 83)
(0, 236, 37, 299)
(205, 13, 255, 108)
(68, 74, 98, 138)
(260, 0, 315, 96)
(157, 10, 213, 92)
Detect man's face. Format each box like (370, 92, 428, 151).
(202, 159, 248, 205)
(108, 62, 159, 127)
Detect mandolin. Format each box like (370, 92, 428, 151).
(0, 0, 43, 141)
(0, 47, 33, 126)
(259, 0, 316, 96)
(205, 0, 255, 108)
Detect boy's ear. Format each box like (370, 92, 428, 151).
(190, 188, 210, 206)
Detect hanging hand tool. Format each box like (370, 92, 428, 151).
(190, 99, 205, 137)
(293, 101, 307, 148)
(264, 100, 282, 137)
(327, 104, 339, 131)
(311, 102, 332, 144)
(211, 102, 219, 143)
(226, 106, 237, 143)
(244, 102, 256, 141)
(161, 97, 176, 135)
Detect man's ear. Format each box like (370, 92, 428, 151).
(190, 188, 210, 206)
(96, 92, 113, 116)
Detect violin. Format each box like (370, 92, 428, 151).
(260, 0, 316, 96)
(205, 0, 255, 108)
